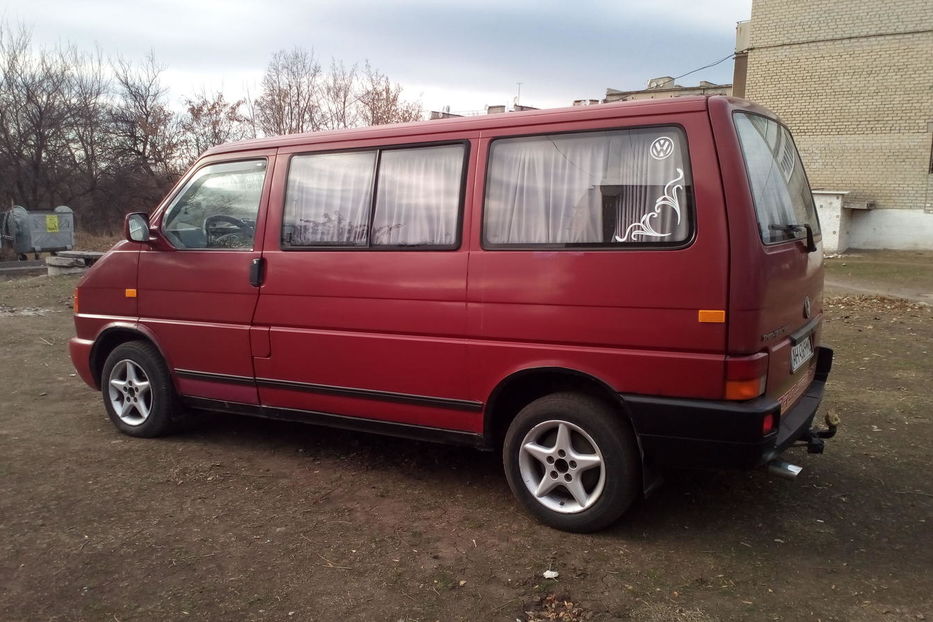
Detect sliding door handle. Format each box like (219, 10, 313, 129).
(249, 257, 265, 287)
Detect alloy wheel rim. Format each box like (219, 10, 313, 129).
(517, 419, 606, 514)
(108, 359, 153, 426)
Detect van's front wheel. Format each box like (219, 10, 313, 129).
(503, 392, 640, 533)
(101, 341, 179, 437)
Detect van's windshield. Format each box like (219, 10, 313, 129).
(734, 112, 820, 244)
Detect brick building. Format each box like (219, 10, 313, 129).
(733, 0, 933, 250)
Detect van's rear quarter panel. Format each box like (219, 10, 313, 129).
(467, 111, 730, 401)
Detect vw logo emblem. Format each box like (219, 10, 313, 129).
(650, 137, 674, 160)
(803, 296, 812, 319)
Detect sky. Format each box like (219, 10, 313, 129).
(1, 0, 752, 115)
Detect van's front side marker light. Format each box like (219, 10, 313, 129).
(125, 289, 137, 298)
(698, 309, 725, 323)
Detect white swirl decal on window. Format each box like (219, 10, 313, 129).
(614, 168, 684, 243)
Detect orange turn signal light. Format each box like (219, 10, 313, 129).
(72, 288, 79, 314)
(724, 352, 769, 401)
(125, 288, 137, 298)
(698, 309, 726, 323)
(725, 377, 767, 400)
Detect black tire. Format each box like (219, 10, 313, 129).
(503, 392, 641, 533)
(101, 341, 180, 438)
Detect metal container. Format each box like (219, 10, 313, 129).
(0, 205, 75, 258)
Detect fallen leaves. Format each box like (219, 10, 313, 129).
(525, 594, 592, 621)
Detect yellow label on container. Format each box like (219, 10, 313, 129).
(45, 215, 59, 232)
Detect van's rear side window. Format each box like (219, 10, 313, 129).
(483, 127, 693, 248)
(734, 112, 821, 244)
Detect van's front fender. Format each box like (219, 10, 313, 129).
(72, 320, 173, 390)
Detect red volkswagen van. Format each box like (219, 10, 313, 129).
(70, 96, 835, 532)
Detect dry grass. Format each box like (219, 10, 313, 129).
(0, 230, 118, 260)
(73, 230, 120, 252)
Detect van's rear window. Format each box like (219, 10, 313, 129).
(734, 112, 821, 244)
(483, 127, 693, 248)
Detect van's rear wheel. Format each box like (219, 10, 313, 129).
(101, 341, 179, 437)
(503, 392, 640, 533)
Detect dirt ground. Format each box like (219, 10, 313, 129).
(825, 250, 933, 304)
(1, 256, 931, 621)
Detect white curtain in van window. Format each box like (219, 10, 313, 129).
(613, 130, 688, 243)
(372, 145, 463, 246)
(284, 151, 376, 245)
(484, 129, 689, 245)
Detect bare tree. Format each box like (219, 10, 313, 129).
(255, 48, 323, 135)
(65, 47, 110, 207)
(0, 26, 425, 236)
(102, 53, 184, 226)
(109, 53, 183, 179)
(320, 59, 359, 130)
(356, 62, 422, 127)
(253, 50, 423, 135)
(179, 90, 250, 161)
(0, 24, 77, 209)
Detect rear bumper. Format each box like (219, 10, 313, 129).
(624, 347, 834, 469)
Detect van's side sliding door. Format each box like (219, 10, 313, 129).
(253, 138, 482, 433)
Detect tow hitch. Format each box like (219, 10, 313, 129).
(797, 412, 841, 454)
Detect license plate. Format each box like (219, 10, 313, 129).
(790, 335, 814, 372)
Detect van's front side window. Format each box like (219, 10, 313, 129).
(162, 160, 267, 250)
(734, 112, 820, 244)
(483, 127, 693, 247)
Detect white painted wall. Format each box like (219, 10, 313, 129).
(848, 209, 933, 250)
(813, 191, 851, 254)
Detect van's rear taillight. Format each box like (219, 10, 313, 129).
(724, 352, 768, 400)
(73, 288, 79, 314)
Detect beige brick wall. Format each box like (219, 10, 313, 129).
(744, 0, 933, 211)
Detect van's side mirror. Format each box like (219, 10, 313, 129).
(125, 213, 151, 243)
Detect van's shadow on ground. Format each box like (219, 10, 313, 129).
(172, 410, 896, 551)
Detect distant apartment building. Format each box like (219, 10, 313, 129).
(429, 104, 539, 120)
(597, 77, 732, 103)
(734, 0, 933, 250)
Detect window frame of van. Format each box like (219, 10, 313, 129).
(158, 156, 270, 253)
(732, 110, 823, 247)
(280, 139, 471, 252)
(479, 123, 697, 251)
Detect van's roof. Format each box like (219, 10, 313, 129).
(205, 95, 720, 156)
